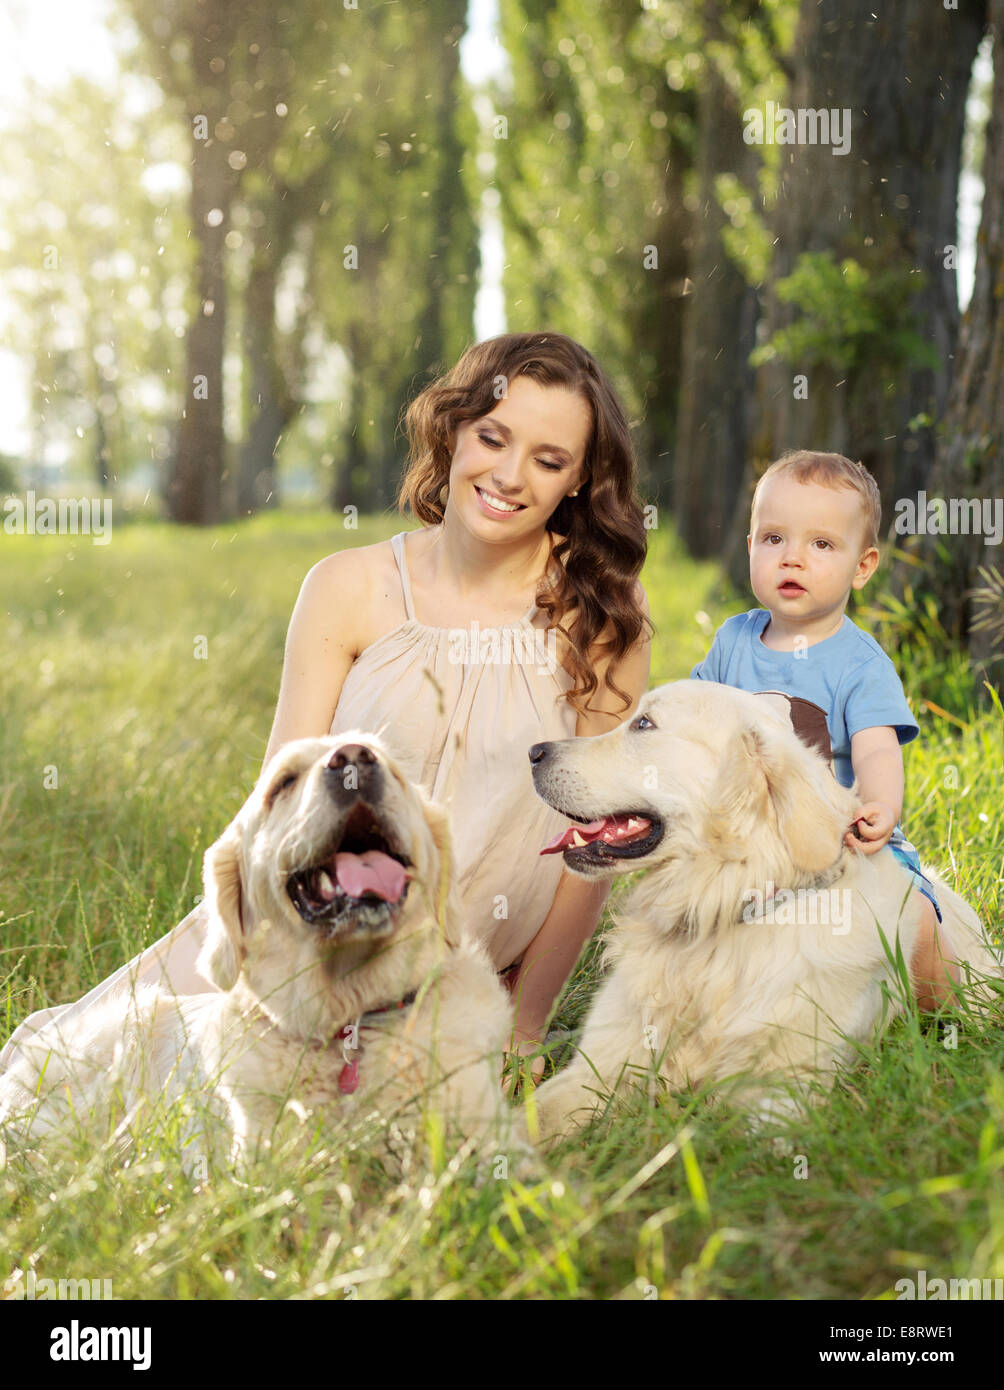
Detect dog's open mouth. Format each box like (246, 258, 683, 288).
(539, 811, 664, 863)
(287, 803, 413, 940)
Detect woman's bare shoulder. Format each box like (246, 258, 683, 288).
(304, 533, 410, 648)
(307, 534, 392, 585)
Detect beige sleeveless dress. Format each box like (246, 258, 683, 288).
(0, 531, 579, 1070)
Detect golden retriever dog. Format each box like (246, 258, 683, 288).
(0, 735, 517, 1170)
(529, 681, 1002, 1138)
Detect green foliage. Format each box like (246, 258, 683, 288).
(751, 251, 940, 376)
(0, 75, 189, 487)
(492, 0, 702, 450)
(970, 565, 1004, 656)
(855, 581, 987, 718)
(0, 2, 479, 510)
(715, 172, 772, 285)
(0, 452, 20, 493)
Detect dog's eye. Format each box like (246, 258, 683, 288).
(630, 713, 655, 731)
(266, 772, 298, 806)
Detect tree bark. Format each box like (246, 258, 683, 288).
(163, 0, 241, 524)
(754, 0, 983, 508)
(236, 195, 301, 515)
(673, 0, 759, 557)
(895, 1, 1004, 682)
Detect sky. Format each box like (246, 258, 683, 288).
(0, 0, 986, 461)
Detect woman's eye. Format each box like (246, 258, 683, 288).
(631, 713, 655, 731)
(479, 432, 562, 470)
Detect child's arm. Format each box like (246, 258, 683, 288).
(843, 725, 904, 854)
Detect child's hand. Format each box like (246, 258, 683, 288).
(844, 801, 897, 855)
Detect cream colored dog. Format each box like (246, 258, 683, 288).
(0, 735, 517, 1169)
(530, 681, 1002, 1137)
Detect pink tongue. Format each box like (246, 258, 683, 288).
(540, 818, 611, 855)
(334, 850, 408, 902)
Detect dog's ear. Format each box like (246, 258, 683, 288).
(706, 721, 850, 875)
(704, 726, 775, 859)
(421, 797, 462, 946)
(197, 821, 246, 991)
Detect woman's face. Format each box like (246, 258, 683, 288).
(447, 376, 591, 538)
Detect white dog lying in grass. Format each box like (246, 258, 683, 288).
(529, 681, 1003, 1138)
(0, 735, 518, 1172)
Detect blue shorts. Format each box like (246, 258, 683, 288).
(887, 827, 943, 924)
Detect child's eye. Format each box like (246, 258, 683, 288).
(764, 534, 782, 545)
(813, 539, 833, 550)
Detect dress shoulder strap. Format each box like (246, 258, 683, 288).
(389, 532, 416, 621)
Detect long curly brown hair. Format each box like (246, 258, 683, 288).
(396, 331, 652, 718)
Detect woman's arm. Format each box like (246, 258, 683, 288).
(261, 550, 364, 773)
(508, 582, 652, 1052)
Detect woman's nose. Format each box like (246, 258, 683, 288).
(490, 454, 526, 492)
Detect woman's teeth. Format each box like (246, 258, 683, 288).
(477, 486, 522, 513)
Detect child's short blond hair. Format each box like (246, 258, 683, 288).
(751, 450, 881, 551)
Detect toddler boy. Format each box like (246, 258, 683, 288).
(691, 450, 959, 1008)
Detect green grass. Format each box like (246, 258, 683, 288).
(1, 509, 1003, 1300)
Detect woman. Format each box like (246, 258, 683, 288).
(0, 332, 652, 1077)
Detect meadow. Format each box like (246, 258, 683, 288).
(1, 509, 1002, 1301)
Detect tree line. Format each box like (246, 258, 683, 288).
(1, 0, 1000, 668)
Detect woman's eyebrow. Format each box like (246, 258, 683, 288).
(479, 416, 573, 462)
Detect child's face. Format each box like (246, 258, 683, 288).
(747, 475, 879, 629)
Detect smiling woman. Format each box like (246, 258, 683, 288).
(398, 333, 651, 723)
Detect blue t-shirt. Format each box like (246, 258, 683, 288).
(690, 609, 919, 788)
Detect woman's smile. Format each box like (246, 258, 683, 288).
(474, 483, 527, 517)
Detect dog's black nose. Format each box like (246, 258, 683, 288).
(528, 742, 551, 765)
(328, 744, 377, 771)
(325, 743, 381, 801)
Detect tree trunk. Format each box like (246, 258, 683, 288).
(754, 0, 983, 509)
(410, 4, 469, 385)
(895, 1, 1004, 682)
(237, 229, 295, 515)
(93, 406, 110, 491)
(673, 0, 759, 557)
(334, 325, 375, 514)
(164, 0, 241, 525)
(635, 156, 692, 503)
